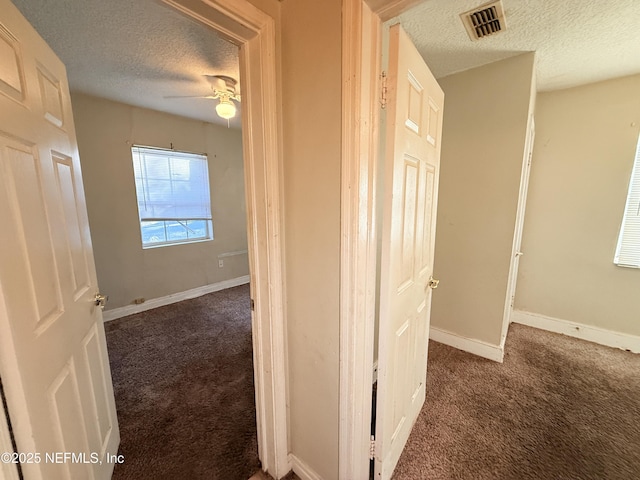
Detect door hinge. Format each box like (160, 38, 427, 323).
(250, 298, 255, 311)
(370, 435, 376, 460)
(380, 71, 388, 109)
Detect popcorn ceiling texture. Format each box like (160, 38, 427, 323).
(398, 0, 640, 91)
(11, 0, 640, 126)
(12, 0, 241, 127)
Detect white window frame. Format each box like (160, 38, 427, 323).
(614, 134, 640, 268)
(131, 145, 213, 248)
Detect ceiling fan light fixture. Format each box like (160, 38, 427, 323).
(215, 98, 236, 119)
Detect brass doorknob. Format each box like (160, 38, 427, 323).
(428, 276, 439, 289)
(94, 293, 109, 309)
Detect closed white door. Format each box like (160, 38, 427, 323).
(375, 24, 444, 479)
(502, 115, 535, 343)
(0, 2, 119, 479)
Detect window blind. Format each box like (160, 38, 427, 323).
(132, 146, 211, 222)
(615, 135, 640, 268)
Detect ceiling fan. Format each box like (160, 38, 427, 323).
(165, 75, 241, 120)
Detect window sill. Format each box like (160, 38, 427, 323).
(613, 262, 640, 269)
(142, 237, 214, 249)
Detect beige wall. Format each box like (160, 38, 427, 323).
(515, 74, 640, 337)
(432, 53, 536, 346)
(280, 0, 342, 478)
(72, 93, 248, 310)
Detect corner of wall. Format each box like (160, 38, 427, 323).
(430, 327, 505, 363)
(513, 74, 640, 339)
(432, 54, 538, 349)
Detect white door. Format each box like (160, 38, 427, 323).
(375, 24, 444, 479)
(0, 2, 120, 479)
(501, 115, 535, 343)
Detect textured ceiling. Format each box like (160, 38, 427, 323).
(10, 0, 640, 128)
(12, 0, 241, 128)
(398, 0, 640, 91)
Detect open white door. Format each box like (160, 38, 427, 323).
(375, 24, 444, 479)
(0, 1, 120, 479)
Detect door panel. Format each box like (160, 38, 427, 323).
(0, 23, 25, 102)
(2, 137, 63, 331)
(375, 23, 443, 479)
(37, 64, 66, 128)
(82, 324, 114, 451)
(400, 156, 419, 288)
(48, 360, 94, 479)
(52, 152, 91, 299)
(0, 1, 119, 479)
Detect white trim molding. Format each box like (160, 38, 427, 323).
(339, 1, 381, 479)
(512, 310, 640, 354)
(365, 0, 424, 21)
(159, 2, 289, 477)
(217, 249, 248, 258)
(430, 327, 505, 363)
(102, 276, 250, 322)
(289, 454, 324, 480)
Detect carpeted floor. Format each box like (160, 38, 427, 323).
(393, 323, 640, 479)
(104, 284, 260, 480)
(104, 286, 640, 480)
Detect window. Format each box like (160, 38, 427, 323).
(132, 146, 213, 248)
(615, 135, 640, 268)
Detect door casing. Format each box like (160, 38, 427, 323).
(339, 1, 430, 478)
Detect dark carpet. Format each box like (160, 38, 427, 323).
(104, 284, 260, 480)
(393, 323, 640, 479)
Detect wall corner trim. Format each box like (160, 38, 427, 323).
(288, 454, 324, 480)
(429, 327, 505, 363)
(512, 310, 640, 354)
(102, 275, 250, 322)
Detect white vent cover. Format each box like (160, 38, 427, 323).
(460, 1, 507, 41)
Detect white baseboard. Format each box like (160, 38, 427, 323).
(288, 454, 324, 480)
(429, 327, 504, 363)
(512, 310, 640, 354)
(217, 249, 248, 258)
(102, 275, 250, 322)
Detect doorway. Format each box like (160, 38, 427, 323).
(0, 0, 288, 478)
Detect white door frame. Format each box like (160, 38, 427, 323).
(339, 1, 427, 478)
(158, 0, 290, 477)
(339, 1, 381, 479)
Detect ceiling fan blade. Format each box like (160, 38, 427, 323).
(163, 94, 217, 99)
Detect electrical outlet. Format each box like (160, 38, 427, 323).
(133, 297, 145, 304)
(218, 259, 224, 268)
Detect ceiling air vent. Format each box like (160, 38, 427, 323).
(460, 1, 507, 41)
